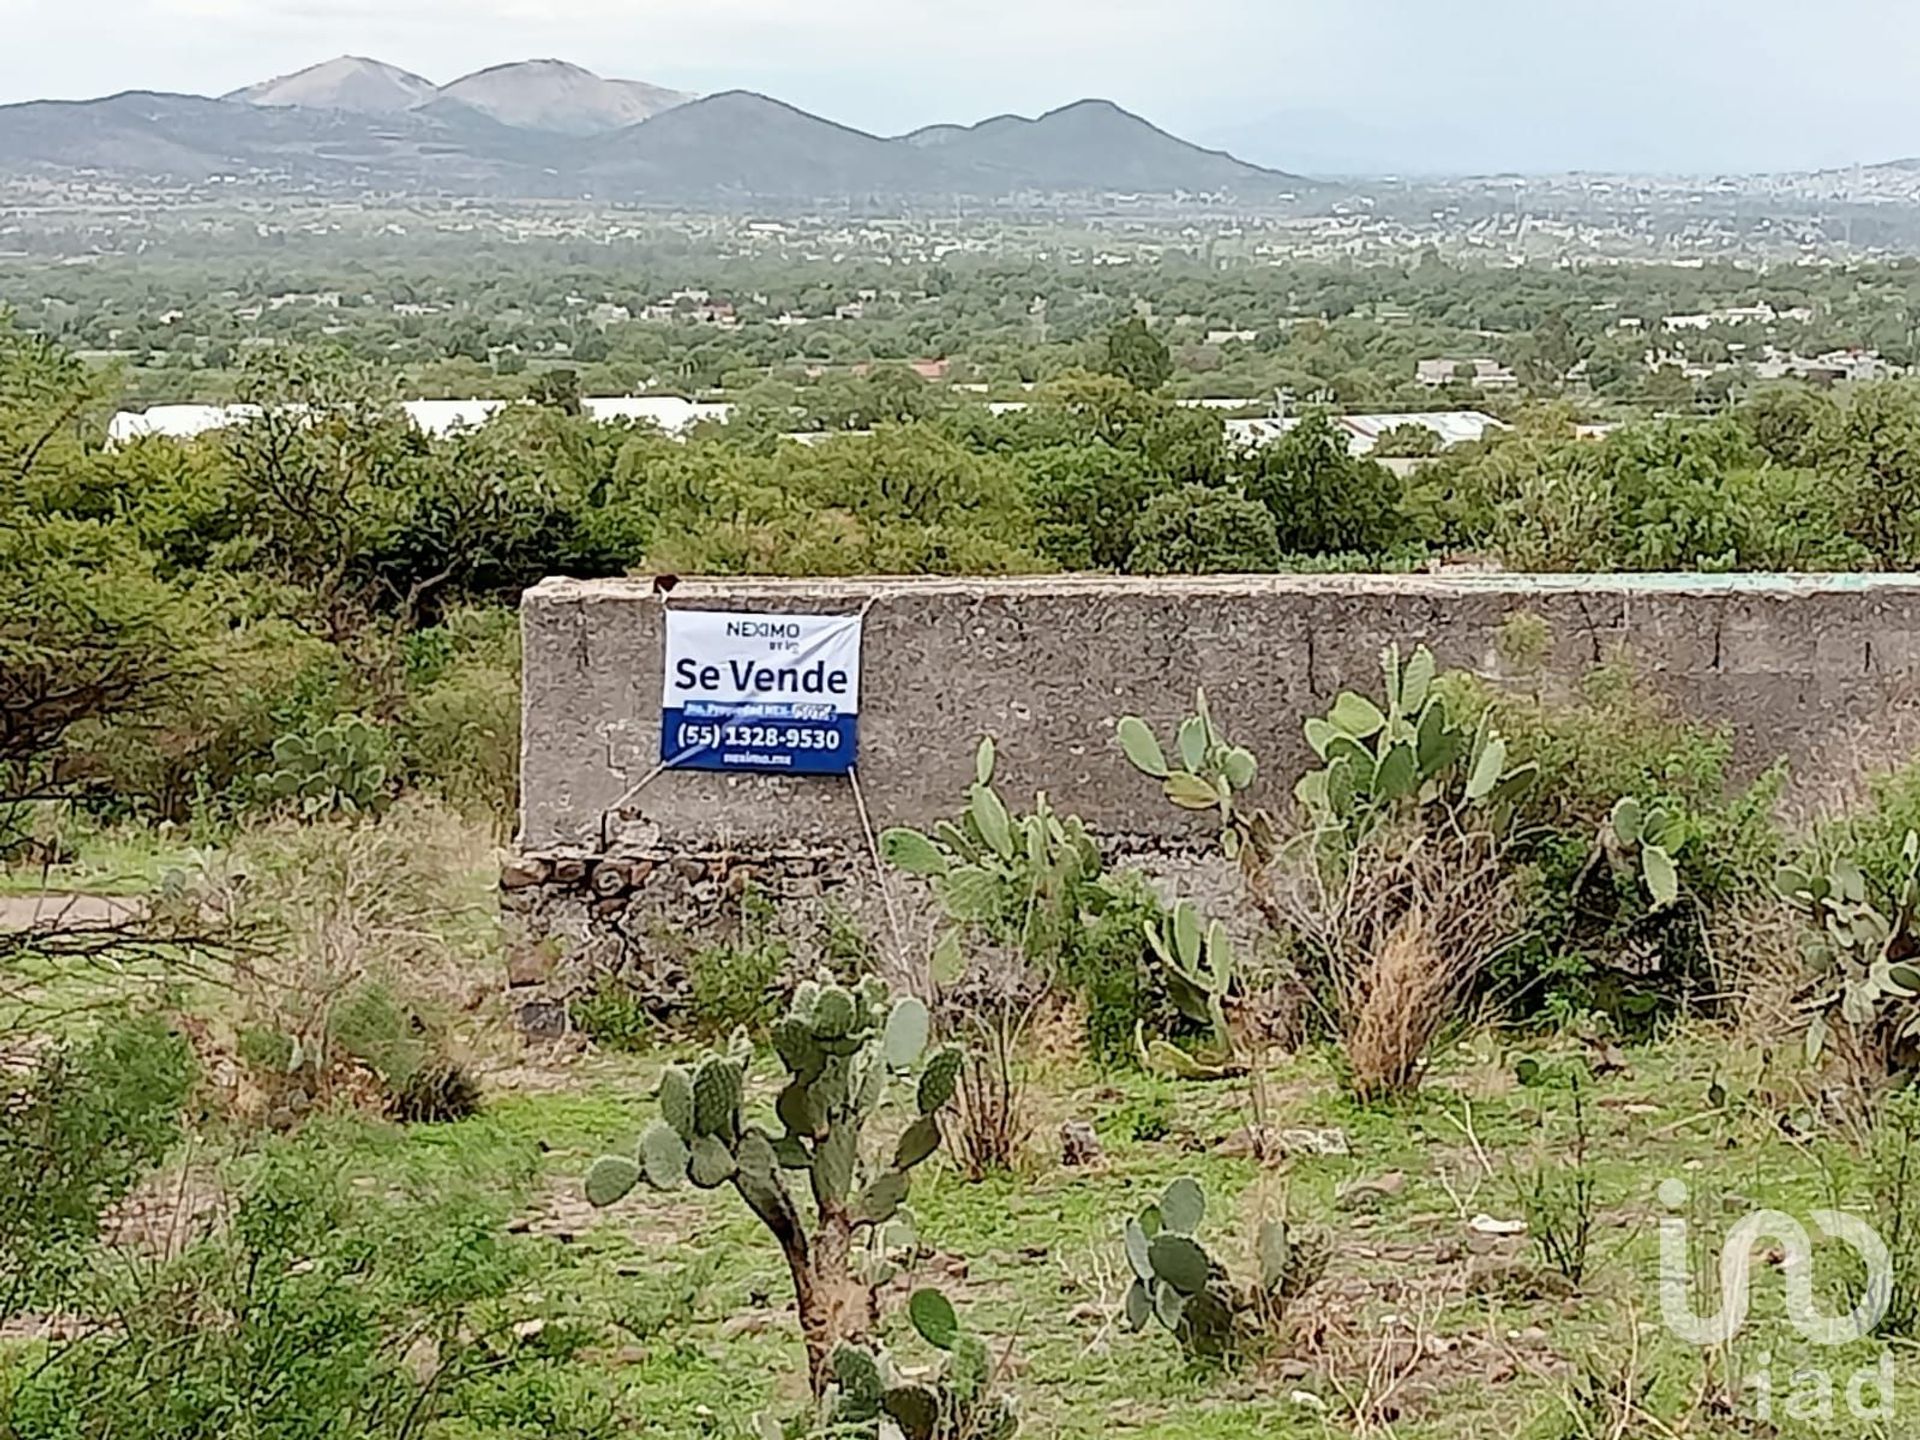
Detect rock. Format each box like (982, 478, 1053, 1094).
(590, 896, 629, 920)
(590, 861, 630, 897)
(500, 857, 550, 890)
(506, 945, 552, 989)
(515, 999, 569, 1040)
(1468, 1213, 1528, 1236)
(1591, 1044, 1631, 1077)
(549, 858, 588, 885)
(627, 860, 655, 887)
(1059, 1120, 1102, 1167)
(1337, 1171, 1406, 1211)
(670, 857, 705, 883)
(1276, 1127, 1351, 1157)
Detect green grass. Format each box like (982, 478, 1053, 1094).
(159, 1032, 1911, 1439)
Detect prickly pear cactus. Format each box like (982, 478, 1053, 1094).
(825, 1288, 1018, 1440)
(1119, 1177, 1322, 1362)
(583, 974, 963, 1397)
(1294, 643, 1535, 846)
(1142, 899, 1236, 1059)
(1116, 690, 1269, 865)
(879, 736, 1104, 976)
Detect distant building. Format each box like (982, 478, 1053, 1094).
(1414, 357, 1518, 390)
(106, 394, 738, 447)
(1224, 410, 1509, 455)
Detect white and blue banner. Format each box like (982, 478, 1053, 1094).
(660, 610, 862, 775)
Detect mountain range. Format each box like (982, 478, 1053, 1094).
(0, 55, 1306, 206)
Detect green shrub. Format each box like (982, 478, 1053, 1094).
(0, 1132, 585, 1440)
(1237, 410, 1406, 556)
(397, 606, 521, 835)
(1056, 871, 1178, 1069)
(689, 928, 789, 1038)
(1125, 484, 1280, 575)
(1458, 663, 1785, 1026)
(0, 1013, 195, 1318)
(571, 987, 657, 1053)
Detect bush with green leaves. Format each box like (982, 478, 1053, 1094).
(0, 1012, 195, 1320)
(1125, 484, 1282, 575)
(1119, 1178, 1322, 1362)
(583, 977, 960, 1395)
(822, 1288, 1017, 1440)
(684, 887, 793, 1037)
(1460, 662, 1785, 1026)
(1, 1133, 592, 1440)
(263, 715, 394, 817)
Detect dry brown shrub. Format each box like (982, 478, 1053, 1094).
(190, 797, 501, 1123)
(1271, 818, 1524, 1101)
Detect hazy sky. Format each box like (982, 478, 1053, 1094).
(6, 0, 1920, 174)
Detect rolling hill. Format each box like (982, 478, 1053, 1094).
(430, 59, 692, 136)
(582, 91, 980, 200)
(227, 57, 438, 116)
(903, 98, 1300, 196)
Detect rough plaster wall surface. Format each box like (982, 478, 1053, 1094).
(519, 573, 1920, 861)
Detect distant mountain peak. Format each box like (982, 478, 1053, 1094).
(898, 95, 1299, 194)
(432, 59, 693, 136)
(227, 56, 437, 116)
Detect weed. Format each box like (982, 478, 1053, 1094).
(1509, 1075, 1597, 1288)
(1869, 1086, 1920, 1337)
(571, 986, 658, 1053)
(689, 891, 790, 1038)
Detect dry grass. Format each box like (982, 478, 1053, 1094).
(188, 797, 504, 1119)
(1272, 818, 1525, 1101)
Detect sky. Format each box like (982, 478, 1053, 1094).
(6, 0, 1920, 174)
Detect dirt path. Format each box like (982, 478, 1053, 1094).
(0, 892, 146, 934)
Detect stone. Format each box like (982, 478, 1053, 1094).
(549, 858, 588, 885)
(506, 946, 552, 989)
(628, 860, 655, 886)
(590, 861, 630, 897)
(670, 857, 704, 883)
(1337, 1171, 1406, 1211)
(590, 896, 630, 920)
(1059, 1120, 1102, 1167)
(514, 999, 569, 1039)
(1468, 1213, 1528, 1236)
(1275, 1127, 1350, 1157)
(499, 857, 549, 890)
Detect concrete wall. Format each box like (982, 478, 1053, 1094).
(520, 572, 1920, 860)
